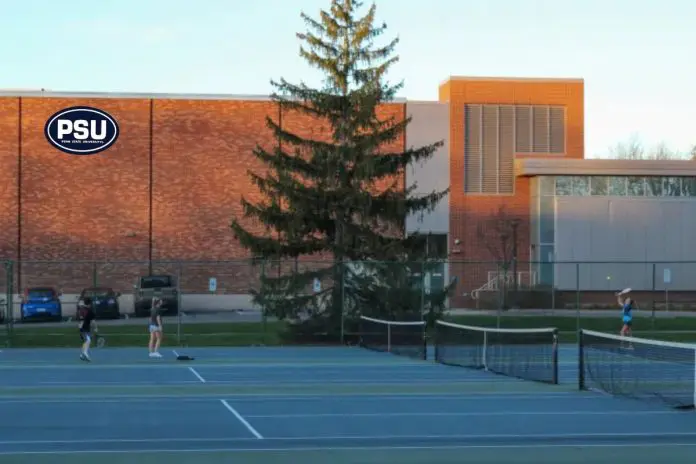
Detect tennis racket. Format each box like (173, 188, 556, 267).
(616, 287, 632, 296)
(95, 333, 106, 348)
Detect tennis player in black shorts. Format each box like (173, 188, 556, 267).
(78, 297, 98, 362)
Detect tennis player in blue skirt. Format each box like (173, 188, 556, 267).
(617, 290, 634, 338)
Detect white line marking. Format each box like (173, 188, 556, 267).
(188, 367, 206, 383)
(220, 399, 263, 439)
(172, 349, 179, 357)
(0, 430, 695, 446)
(244, 410, 682, 418)
(2, 442, 696, 456)
(0, 391, 588, 403)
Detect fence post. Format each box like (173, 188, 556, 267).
(551, 259, 556, 310)
(260, 259, 267, 345)
(340, 260, 346, 345)
(92, 261, 98, 287)
(496, 262, 502, 328)
(420, 260, 426, 323)
(651, 262, 656, 330)
(4, 261, 11, 345)
(176, 261, 182, 346)
(575, 262, 580, 334)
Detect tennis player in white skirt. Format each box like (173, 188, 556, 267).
(148, 297, 164, 358)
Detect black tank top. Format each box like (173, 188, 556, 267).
(150, 307, 160, 326)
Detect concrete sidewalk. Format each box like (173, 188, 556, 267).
(448, 308, 696, 318)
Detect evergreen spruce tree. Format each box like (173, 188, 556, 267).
(231, 0, 451, 341)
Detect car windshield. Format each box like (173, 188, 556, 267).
(28, 288, 56, 298)
(140, 276, 172, 288)
(82, 289, 112, 298)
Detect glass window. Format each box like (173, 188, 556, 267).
(683, 178, 696, 196)
(627, 177, 645, 196)
(646, 177, 662, 196)
(540, 244, 555, 262)
(538, 244, 555, 287)
(571, 176, 590, 196)
(539, 176, 555, 196)
(590, 177, 608, 196)
(530, 196, 539, 245)
(539, 196, 555, 244)
(664, 177, 682, 196)
(555, 176, 572, 196)
(608, 177, 627, 196)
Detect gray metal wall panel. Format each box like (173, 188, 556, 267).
(405, 102, 450, 234)
(555, 197, 696, 290)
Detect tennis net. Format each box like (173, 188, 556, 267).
(359, 316, 427, 360)
(579, 329, 696, 409)
(434, 320, 559, 384)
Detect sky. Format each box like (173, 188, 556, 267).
(2, 0, 694, 158)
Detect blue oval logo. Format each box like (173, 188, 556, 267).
(44, 106, 119, 155)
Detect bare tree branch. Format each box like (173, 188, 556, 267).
(475, 206, 521, 267)
(610, 134, 645, 160)
(609, 136, 693, 160)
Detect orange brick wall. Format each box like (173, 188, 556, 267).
(0, 97, 406, 294)
(0, 79, 583, 300)
(439, 78, 584, 303)
(0, 99, 19, 264)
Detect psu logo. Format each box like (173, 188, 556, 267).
(44, 106, 120, 155)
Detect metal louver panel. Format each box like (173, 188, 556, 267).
(481, 105, 499, 193)
(532, 106, 550, 152)
(515, 106, 532, 152)
(464, 105, 482, 193)
(549, 106, 565, 153)
(498, 105, 514, 194)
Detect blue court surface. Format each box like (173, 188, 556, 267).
(0, 345, 695, 463)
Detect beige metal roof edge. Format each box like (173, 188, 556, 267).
(516, 158, 696, 177)
(439, 76, 584, 87)
(0, 90, 408, 103)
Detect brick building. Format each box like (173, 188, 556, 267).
(2, 76, 695, 312)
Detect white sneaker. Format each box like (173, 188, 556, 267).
(149, 352, 162, 358)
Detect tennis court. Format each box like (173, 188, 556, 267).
(0, 336, 695, 464)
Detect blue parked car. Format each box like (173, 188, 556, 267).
(21, 287, 63, 321)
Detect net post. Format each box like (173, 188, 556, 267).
(552, 329, 559, 385)
(482, 330, 488, 370)
(578, 329, 585, 390)
(387, 324, 392, 353)
(693, 348, 696, 408)
(433, 322, 439, 361)
(421, 322, 427, 361)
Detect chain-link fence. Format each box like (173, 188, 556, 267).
(2, 259, 696, 347)
(0, 261, 13, 346)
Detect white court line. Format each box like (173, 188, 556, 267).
(15, 378, 560, 387)
(0, 361, 430, 369)
(0, 391, 585, 403)
(2, 442, 696, 456)
(220, 399, 264, 439)
(172, 349, 180, 357)
(2, 431, 696, 446)
(244, 410, 682, 418)
(188, 367, 206, 383)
